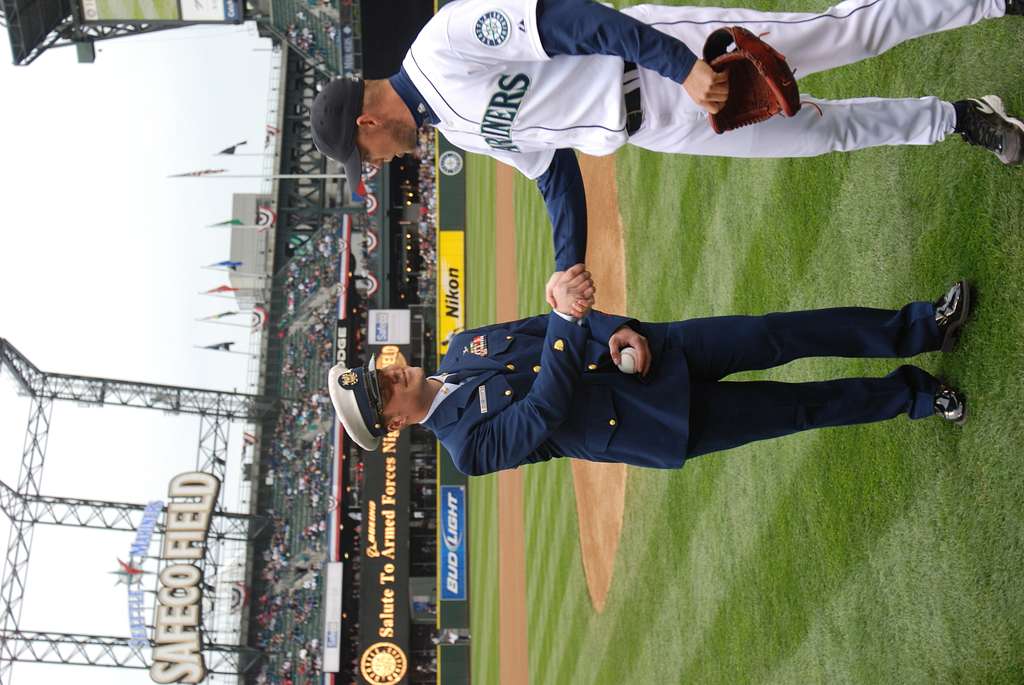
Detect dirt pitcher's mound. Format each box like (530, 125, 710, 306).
(573, 154, 628, 613)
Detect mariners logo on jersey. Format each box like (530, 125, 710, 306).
(475, 10, 510, 47)
(481, 73, 530, 153)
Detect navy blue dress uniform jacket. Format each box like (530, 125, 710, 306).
(422, 310, 687, 476)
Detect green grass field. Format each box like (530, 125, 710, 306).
(93, 0, 178, 20)
(468, 2, 1024, 682)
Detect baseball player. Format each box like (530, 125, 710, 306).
(311, 0, 1024, 286)
(328, 268, 970, 476)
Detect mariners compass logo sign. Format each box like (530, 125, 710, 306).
(475, 10, 510, 47)
(439, 150, 464, 176)
(360, 642, 408, 684)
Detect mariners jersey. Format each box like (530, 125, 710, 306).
(403, 0, 630, 179)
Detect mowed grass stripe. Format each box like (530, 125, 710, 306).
(465, 153, 500, 684)
(467, 474, 500, 685)
(514, 173, 556, 315)
(523, 467, 587, 681)
(465, 154, 497, 328)
(765, 465, 1024, 684)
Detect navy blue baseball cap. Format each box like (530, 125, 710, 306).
(311, 77, 365, 192)
(328, 354, 386, 451)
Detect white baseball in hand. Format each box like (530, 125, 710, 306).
(617, 347, 637, 374)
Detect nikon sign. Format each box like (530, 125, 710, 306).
(150, 472, 220, 684)
(437, 231, 464, 357)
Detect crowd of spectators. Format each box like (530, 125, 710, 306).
(283, 3, 347, 67)
(392, 130, 440, 306)
(280, 299, 336, 399)
(251, 386, 335, 685)
(276, 228, 341, 332)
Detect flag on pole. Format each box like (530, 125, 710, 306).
(203, 342, 235, 351)
(207, 260, 243, 270)
(169, 169, 227, 178)
(200, 311, 238, 321)
(216, 140, 248, 155)
(264, 125, 280, 148)
(251, 305, 268, 331)
(207, 219, 244, 228)
(203, 285, 239, 294)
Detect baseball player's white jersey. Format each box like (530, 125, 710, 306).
(404, 0, 1006, 176)
(403, 0, 630, 178)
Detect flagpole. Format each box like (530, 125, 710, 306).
(200, 267, 270, 277)
(196, 321, 255, 329)
(192, 346, 257, 357)
(173, 174, 347, 179)
(204, 225, 270, 230)
(199, 304, 260, 312)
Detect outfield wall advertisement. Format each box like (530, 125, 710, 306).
(440, 485, 467, 601)
(80, 0, 240, 23)
(435, 132, 471, 642)
(437, 230, 464, 357)
(358, 344, 412, 685)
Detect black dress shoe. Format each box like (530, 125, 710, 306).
(935, 279, 971, 353)
(955, 97, 1024, 165)
(1006, 0, 1024, 15)
(934, 386, 967, 425)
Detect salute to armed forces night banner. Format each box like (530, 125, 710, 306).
(358, 345, 412, 685)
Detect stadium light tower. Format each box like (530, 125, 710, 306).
(0, 338, 272, 684)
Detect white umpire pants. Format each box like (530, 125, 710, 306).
(623, 0, 1006, 157)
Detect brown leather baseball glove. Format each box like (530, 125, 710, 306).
(702, 26, 801, 134)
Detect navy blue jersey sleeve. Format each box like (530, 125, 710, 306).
(536, 0, 698, 84)
(536, 148, 587, 272)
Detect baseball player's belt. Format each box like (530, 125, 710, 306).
(623, 61, 643, 136)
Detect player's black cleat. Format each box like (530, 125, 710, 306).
(955, 96, 1024, 165)
(933, 385, 967, 425)
(1006, 0, 1024, 15)
(935, 279, 971, 353)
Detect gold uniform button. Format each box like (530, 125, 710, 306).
(587, 363, 598, 371)
(506, 363, 515, 371)
(608, 419, 617, 427)
(532, 365, 541, 373)
(554, 339, 565, 351)
(504, 389, 513, 397)
(506, 335, 513, 341)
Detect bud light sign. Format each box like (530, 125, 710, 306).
(441, 485, 466, 600)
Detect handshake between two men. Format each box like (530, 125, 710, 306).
(544, 263, 653, 377)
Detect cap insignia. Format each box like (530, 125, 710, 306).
(341, 371, 359, 388)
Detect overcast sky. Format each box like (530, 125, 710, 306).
(0, 22, 276, 684)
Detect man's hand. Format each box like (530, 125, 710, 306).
(549, 264, 595, 318)
(609, 325, 651, 376)
(683, 60, 729, 114)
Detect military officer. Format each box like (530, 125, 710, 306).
(328, 266, 970, 476)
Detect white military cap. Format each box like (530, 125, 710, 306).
(327, 355, 385, 451)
